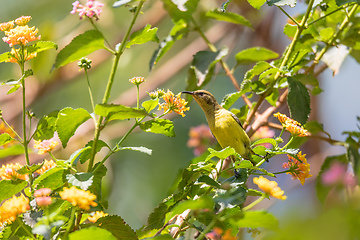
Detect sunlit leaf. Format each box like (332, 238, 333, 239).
(142, 99, 159, 113)
(230, 210, 279, 230)
(27, 41, 58, 55)
(69, 227, 117, 240)
(205, 9, 252, 28)
(126, 24, 159, 48)
(236, 47, 279, 65)
(34, 110, 59, 141)
(161, 0, 199, 22)
(321, 45, 350, 75)
(0, 180, 27, 203)
(113, 0, 138, 7)
(267, 0, 297, 7)
(0, 133, 13, 146)
(96, 216, 138, 240)
(95, 104, 150, 121)
(119, 146, 152, 156)
(66, 172, 94, 190)
(247, 0, 267, 9)
(140, 119, 175, 137)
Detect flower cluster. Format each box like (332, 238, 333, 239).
(148, 89, 165, 99)
(283, 151, 312, 185)
(71, 0, 104, 20)
(158, 90, 190, 117)
(0, 195, 30, 225)
(88, 211, 108, 223)
(0, 163, 28, 180)
(322, 162, 357, 188)
(36, 159, 57, 175)
(129, 76, 145, 86)
(59, 186, 97, 210)
(253, 176, 287, 200)
(206, 227, 236, 240)
(0, 16, 40, 47)
(34, 188, 52, 207)
(187, 124, 216, 156)
(274, 112, 309, 137)
(34, 139, 58, 155)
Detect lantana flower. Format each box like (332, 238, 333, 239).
(0, 163, 28, 180)
(129, 76, 145, 86)
(253, 176, 287, 200)
(34, 139, 58, 155)
(88, 211, 108, 223)
(0, 195, 30, 225)
(2, 24, 40, 47)
(36, 159, 57, 175)
(71, 0, 104, 20)
(158, 90, 190, 117)
(34, 188, 52, 207)
(274, 112, 309, 137)
(283, 151, 312, 185)
(59, 186, 97, 210)
(148, 89, 165, 99)
(322, 162, 357, 188)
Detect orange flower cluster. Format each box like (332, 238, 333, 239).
(253, 176, 287, 200)
(88, 211, 108, 223)
(1, 16, 40, 47)
(158, 90, 190, 117)
(0, 163, 28, 180)
(5, 48, 37, 63)
(36, 159, 57, 175)
(34, 188, 52, 207)
(0, 195, 30, 225)
(34, 139, 58, 155)
(283, 151, 312, 185)
(206, 227, 236, 240)
(59, 186, 97, 210)
(274, 112, 309, 137)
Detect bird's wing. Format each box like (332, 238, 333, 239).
(229, 111, 244, 129)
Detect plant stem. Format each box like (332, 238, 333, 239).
(0, 116, 22, 141)
(16, 218, 36, 239)
(89, 18, 114, 52)
(63, 207, 76, 239)
(278, 6, 301, 28)
(242, 195, 265, 211)
(84, 68, 96, 114)
(87, 0, 145, 172)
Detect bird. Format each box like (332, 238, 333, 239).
(182, 90, 252, 161)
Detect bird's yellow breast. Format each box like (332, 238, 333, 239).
(206, 108, 250, 158)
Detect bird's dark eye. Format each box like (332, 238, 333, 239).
(198, 92, 204, 96)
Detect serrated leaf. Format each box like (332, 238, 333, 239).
(139, 119, 175, 137)
(198, 175, 221, 188)
(90, 163, 107, 200)
(54, 30, 105, 68)
(119, 146, 152, 156)
(68, 147, 91, 166)
(206, 147, 238, 161)
(69, 227, 117, 240)
(287, 77, 310, 125)
(0, 180, 27, 203)
(251, 138, 277, 148)
(56, 108, 91, 148)
(190, 47, 228, 86)
(247, 0, 267, 9)
(95, 104, 150, 121)
(142, 99, 159, 113)
(304, 121, 330, 137)
(244, 61, 272, 80)
(171, 196, 214, 216)
(79, 140, 109, 164)
(34, 167, 67, 190)
(321, 45, 349, 75)
(146, 202, 169, 230)
(162, 0, 199, 22)
(16, 164, 43, 175)
(0, 52, 13, 63)
(96, 216, 138, 240)
(267, 0, 297, 7)
(221, 91, 242, 109)
(0, 144, 24, 158)
(230, 211, 279, 230)
(215, 185, 247, 206)
(113, 0, 137, 7)
(205, 9, 252, 28)
(66, 172, 94, 190)
(0, 133, 13, 146)
(236, 47, 279, 65)
(34, 111, 59, 141)
(126, 24, 159, 48)
(27, 41, 58, 55)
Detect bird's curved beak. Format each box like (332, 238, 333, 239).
(181, 91, 194, 95)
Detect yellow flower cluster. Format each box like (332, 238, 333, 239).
(158, 90, 190, 117)
(253, 176, 287, 200)
(0, 16, 40, 47)
(59, 186, 97, 210)
(88, 211, 108, 223)
(283, 151, 312, 185)
(36, 159, 57, 175)
(0, 163, 28, 180)
(34, 139, 58, 155)
(274, 112, 309, 137)
(0, 195, 30, 225)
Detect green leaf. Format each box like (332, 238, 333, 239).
(56, 108, 91, 148)
(34, 110, 59, 140)
(146, 202, 169, 230)
(27, 41, 58, 55)
(230, 210, 279, 230)
(206, 147, 238, 161)
(142, 99, 159, 113)
(126, 24, 159, 48)
(69, 227, 117, 240)
(33, 167, 67, 190)
(0, 52, 13, 63)
(267, 0, 297, 7)
(236, 47, 279, 65)
(96, 216, 138, 240)
(0, 144, 24, 158)
(95, 104, 150, 121)
(171, 196, 214, 216)
(321, 45, 350, 75)
(16, 164, 43, 175)
(0, 180, 27, 203)
(0, 133, 13, 146)
(251, 138, 277, 148)
(113, 0, 138, 7)
(247, 0, 267, 9)
(221, 91, 242, 109)
(304, 121, 330, 137)
(319, 27, 334, 42)
(205, 9, 252, 28)
(54, 30, 105, 68)
(335, 0, 359, 6)
(244, 61, 272, 80)
(287, 77, 310, 125)
(284, 23, 297, 38)
(90, 163, 107, 200)
(119, 146, 152, 156)
(198, 175, 221, 188)
(161, 0, 199, 22)
(215, 185, 247, 206)
(66, 172, 94, 190)
(190, 47, 228, 87)
(139, 119, 175, 137)
(79, 140, 109, 164)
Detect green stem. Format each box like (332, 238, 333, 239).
(242, 195, 265, 211)
(84, 68, 96, 114)
(307, 3, 356, 26)
(0, 116, 22, 141)
(89, 18, 114, 52)
(63, 207, 76, 239)
(273, 170, 291, 175)
(278, 6, 301, 28)
(49, 152, 58, 162)
(281, 136, 295, 150)
(87, 1, 145, 172)
(16, 218, 36, 239)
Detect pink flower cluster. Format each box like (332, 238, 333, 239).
(322, 162, 357, 188)
(71, 0, 104, 20)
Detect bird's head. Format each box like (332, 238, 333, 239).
(182, 90, 219, 111)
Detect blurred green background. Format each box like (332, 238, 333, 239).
(1, 0, 360, 239)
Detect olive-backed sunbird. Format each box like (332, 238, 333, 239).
(183, 90, 252, 160)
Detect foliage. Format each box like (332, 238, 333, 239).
(0, 0, 359, 239)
